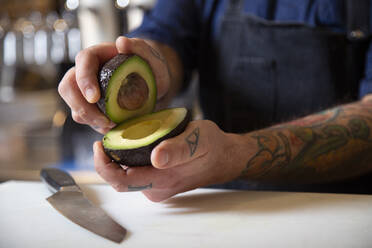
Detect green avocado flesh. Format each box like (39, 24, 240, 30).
(103, 108, 190, 166)
(99, 54, 157, 124)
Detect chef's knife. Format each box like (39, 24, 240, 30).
(40, 168, 127, 243)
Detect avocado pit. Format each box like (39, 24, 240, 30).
(97, 54, 157, 124)
(118, 72, 149, 111)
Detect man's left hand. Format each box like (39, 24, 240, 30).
(93, 120, 246, 202)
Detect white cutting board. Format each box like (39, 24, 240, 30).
(1, 181, 372, 248)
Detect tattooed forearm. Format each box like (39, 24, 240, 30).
(128, 183, 153, 191)
(241, 100, 372, 184)
(185, 127, 200, 157)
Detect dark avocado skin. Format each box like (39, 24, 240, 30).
(103, 109, 192, 167)
(97, 54, 134, 115)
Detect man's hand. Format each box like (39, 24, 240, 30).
(93, 120, 247, 202)
(58, 36, 172, 134)
(94, 96, 372, 201)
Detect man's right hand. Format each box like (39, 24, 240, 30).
(58, 36, 172, 134)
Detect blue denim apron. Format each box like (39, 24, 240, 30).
(203, 0, 372, 193)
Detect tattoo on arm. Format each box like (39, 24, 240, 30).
(241, 102, 372, 183)
(185, 127, 200, 157)
(128, 183, 153, 191)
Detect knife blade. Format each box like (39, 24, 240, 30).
(40, 168, 127, 243)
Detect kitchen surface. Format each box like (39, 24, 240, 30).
(1, 1, 372, 247)
(2, 180, 372, 247)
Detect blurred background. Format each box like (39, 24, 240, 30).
(0, 0, 198, 182)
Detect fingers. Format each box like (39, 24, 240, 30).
(94, 141, 128, 191)
(115, 36, 132, 54)
(151, 122, 209, 169)
(93, 141, 161, 192)
(58, 67, 115, 132)
(61, 37, 169, 132)
(362, 93, 372, 102)
(75, 43, 118, 103)
(59, 43, 118, 131)
(116, 36, 170, 99)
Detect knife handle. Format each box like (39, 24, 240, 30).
(40, 168, 78, 193)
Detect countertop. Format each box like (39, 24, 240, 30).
(1, 181, 372, 248)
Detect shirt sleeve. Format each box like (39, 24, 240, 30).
(359, 41, 372, 98)
(127, 0, 201, 75)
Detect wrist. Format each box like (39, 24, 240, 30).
(222, 132, 258, 181)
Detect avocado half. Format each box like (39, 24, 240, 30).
(97, 54, 157, 124)
(103, 108, 191, 166)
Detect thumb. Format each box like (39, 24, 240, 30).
(115, 36, 132, 54)
(151, 124, 207, 169)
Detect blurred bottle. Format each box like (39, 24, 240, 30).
(63, 10, 81, 62)
(1, 14, 16, 102)
(32, 11, 48, 66)
(78, 0, 120, 49)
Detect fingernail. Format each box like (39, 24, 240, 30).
(85, 87, 96, 102)
(157, 151, 169, 168)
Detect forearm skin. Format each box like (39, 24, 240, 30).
(239, 97, 372, 184)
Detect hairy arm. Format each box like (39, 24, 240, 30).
(239, 96, 372, 184)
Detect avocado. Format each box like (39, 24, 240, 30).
(103, 107, 191, 166)
(98, 54, 191, 166)
(97, 54, 157, 124)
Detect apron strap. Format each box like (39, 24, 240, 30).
(346, 0, 371, 41)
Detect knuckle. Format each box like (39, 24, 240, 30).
(201, 120, 221, 135)
(58, 72, 72, 94)
(160, 139, 171, 148)
(75, 50, 89, 64)
(203, 119, 217, 128)
(71, 111, 85, 124)
(77, 108, 89, 121)
(58, 70, 76, 97)
(117, 36, 131, 50)
(112, 183, 126, 192)
(57, 82, 66, 96)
